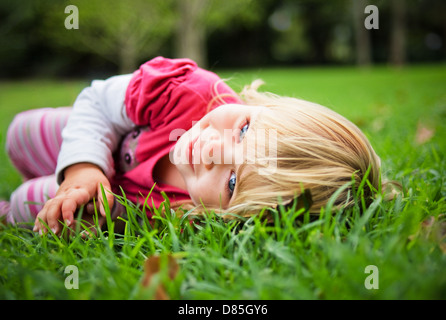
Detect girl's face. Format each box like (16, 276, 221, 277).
(171, 104, 267, 209)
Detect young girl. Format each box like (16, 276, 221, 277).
(1, 56, 381, 234)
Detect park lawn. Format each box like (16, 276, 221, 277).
(0, 64, 445, 300)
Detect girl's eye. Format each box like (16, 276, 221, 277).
(239, 122, 249, 142)
(228, 172, 236, 196)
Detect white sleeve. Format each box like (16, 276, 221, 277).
(56, 74, 135, 184)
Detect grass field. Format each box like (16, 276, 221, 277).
(0, 64, 445, 300)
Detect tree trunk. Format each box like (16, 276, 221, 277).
(390, 0, 406, 66)
(353, 0, 371, 66)
(174, 0, 207, 68)
(119, 41, 137, 74)
(117, 24, 138, 74)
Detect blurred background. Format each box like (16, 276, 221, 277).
(0, 0, 445, 79)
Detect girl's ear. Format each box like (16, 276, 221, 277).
(275, 189, 313, 212)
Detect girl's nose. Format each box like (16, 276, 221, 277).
(201, 136, 225, 170)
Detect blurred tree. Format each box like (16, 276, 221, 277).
(268, 2, 311, 63)
(43, 0, 175, 73)
(173, 0, 265, 68)
(0, 1, 51, 77)
(295, 0, 351, 64)
(174, 0, 206, 67)
(1, 0, 445, 78)
(352, 0, 372, 66)
(389, 0, 406, 66)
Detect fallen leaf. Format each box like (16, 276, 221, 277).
(415, 122, 435, 145)
(142, 254, 179, 300)
(409, 215, 446, 254)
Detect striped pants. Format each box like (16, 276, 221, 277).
(3, 108, 71, 224)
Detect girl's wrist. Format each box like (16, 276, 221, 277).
(64, 162, 104, 179)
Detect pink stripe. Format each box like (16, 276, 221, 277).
(47, 176, 58, 199)
(39, 113, 56, 165)
(7, 108, 70, 179)
(27, 113, 58, 175)
(15, 186, 30, 223)
(41, 108, 70, 167)
(54, 108, 70, 151)
(37, 179, 47, 217)
(11, 116, 35, 179)
(12, 197, 22, 223)
(29, 116, 54, 174)
(19, 117, 47, 176)
(50, 111, 67, 160)
(54, 114, 65, 151)
(27, 180, 39, 216)
(9, 176, 59, 224)
(45, 113, 58, 164)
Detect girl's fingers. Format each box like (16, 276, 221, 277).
(46, 198, 65, 235)
(34, 198, 61, 234)
(33, 208, 47, 233)
(60, 188, 93, 227)
(33, 183, 113, 236)
(61, 197, 78, 228)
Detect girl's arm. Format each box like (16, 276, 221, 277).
(34, 74, 135, 235)
(56, 74, 135, 183)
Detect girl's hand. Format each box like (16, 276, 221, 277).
(33, 163, 114, 235)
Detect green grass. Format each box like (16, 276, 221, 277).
(0, 64, 445, 300)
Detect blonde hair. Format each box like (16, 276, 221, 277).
(174, 80, 381, 220)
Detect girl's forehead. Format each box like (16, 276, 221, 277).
(213, 103, 267, 115)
